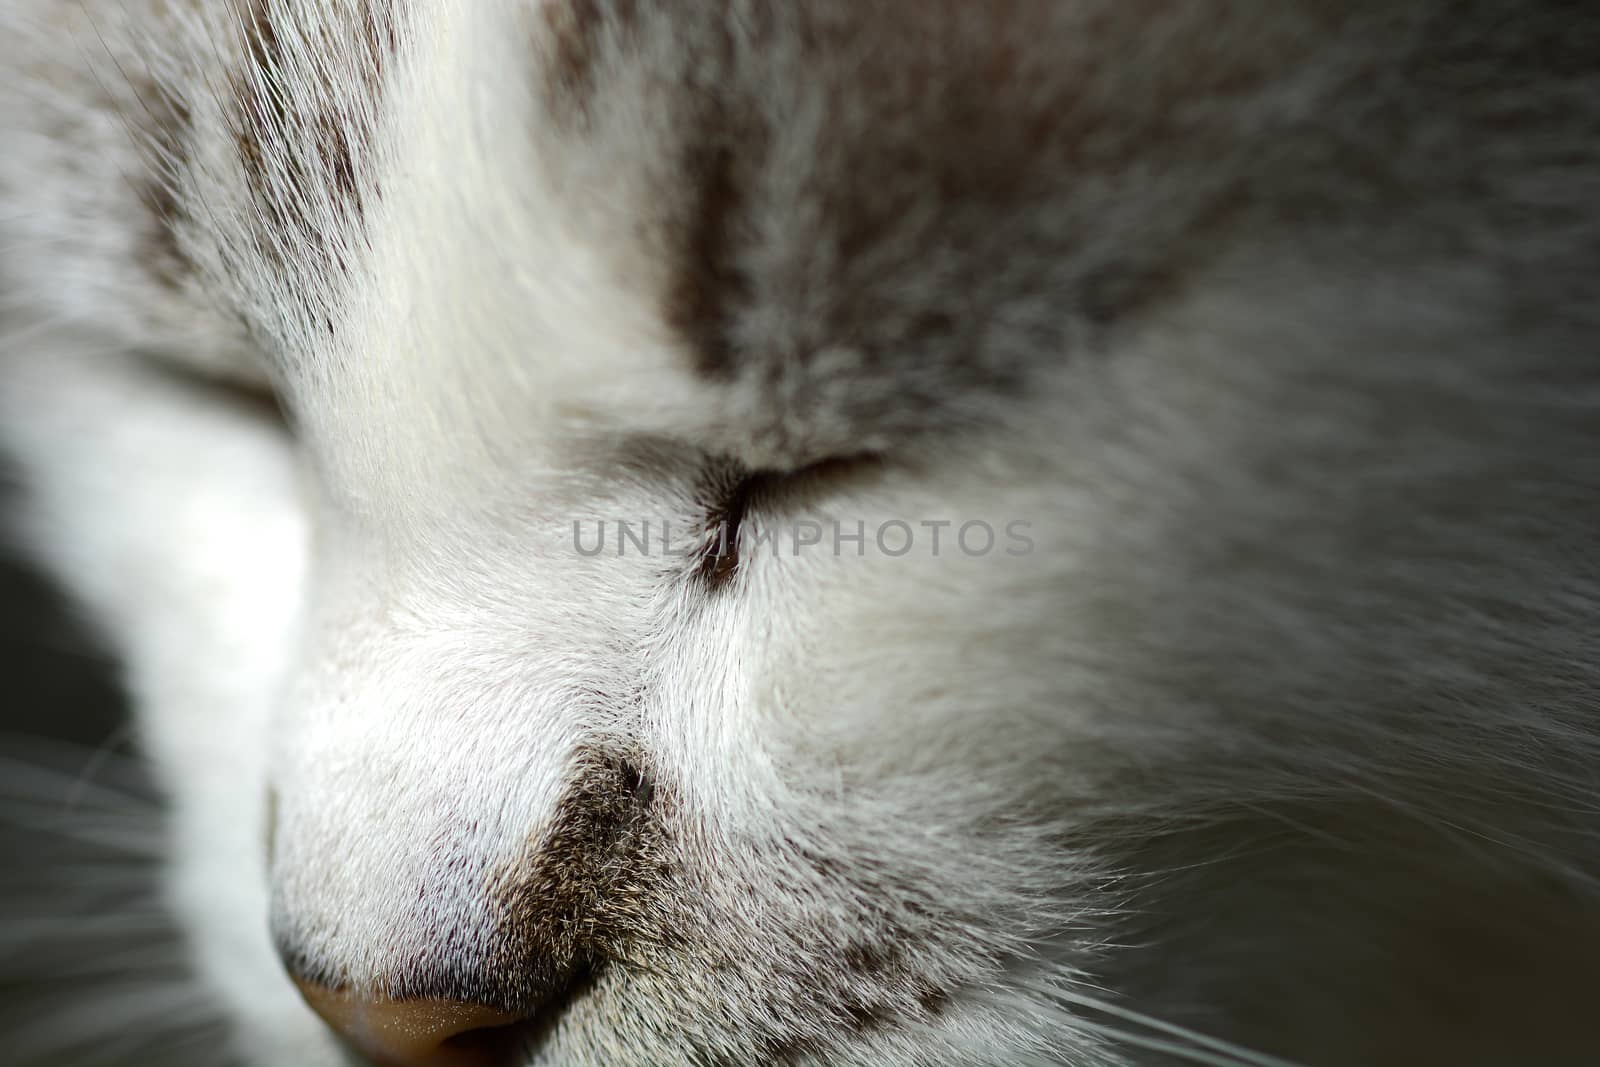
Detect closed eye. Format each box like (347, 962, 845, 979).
(695, 456, 884, 592)
(698, 472, 759, 591)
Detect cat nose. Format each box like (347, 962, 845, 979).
(293, 980, 527, 1067)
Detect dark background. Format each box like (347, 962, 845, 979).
(0, 553, 127, 750)
(0, 477, 200, 1065)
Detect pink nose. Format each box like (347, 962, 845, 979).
(293, 981, 527, 1067)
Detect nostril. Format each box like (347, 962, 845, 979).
(293, 980, 531, 1067)
(436, 1023, 528, 1062)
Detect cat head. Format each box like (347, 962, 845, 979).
(6, 2, 1599, 1065)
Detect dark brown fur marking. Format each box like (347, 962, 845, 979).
(231, 0, 395, 291)
(539, 0, 638, 122)
(667, 138, 758, 380)
(483, 747, 675, 1013)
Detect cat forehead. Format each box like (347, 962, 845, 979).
(150, 0, 1294, 470)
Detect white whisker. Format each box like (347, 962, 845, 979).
(1042, 984, 1308, 1067)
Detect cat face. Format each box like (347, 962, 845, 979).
(245, 6, 1121, 1061)
(4, 1, 1599, 1066)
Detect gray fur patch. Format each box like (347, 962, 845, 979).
(133, 79, 196, 293)
(533, 2, 1332, 464)
(230, 0, 395, 295)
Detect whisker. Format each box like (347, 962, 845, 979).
(1044, 984, 1308, 1067)
(6, 983, 218, 1059)
(1070, 1019, 1289, 1067)
(0, 740, 211, 1066)
(0, 750, 153, 810)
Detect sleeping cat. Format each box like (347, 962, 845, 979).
(2, 1, 1598, 1065)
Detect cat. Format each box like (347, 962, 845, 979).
(2, 1, 1599, 1065)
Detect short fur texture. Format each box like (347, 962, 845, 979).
(3, 2, 1599, 1065)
